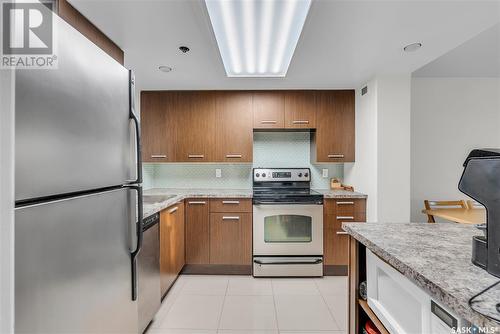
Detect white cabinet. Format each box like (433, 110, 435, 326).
(366, 250, 468, 333)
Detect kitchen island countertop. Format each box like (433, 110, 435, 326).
(343, 222, 500, 329)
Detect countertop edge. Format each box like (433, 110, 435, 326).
(342, 223, 498, 329)
(142, 189, 368, 218)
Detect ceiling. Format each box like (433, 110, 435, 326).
(69, 0, 500, 91)
(413, 23, 500, 77)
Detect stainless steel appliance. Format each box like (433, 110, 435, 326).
(138, 213, 161, 333)
(458, 149, 500, 277)
(15, 8, 143, 334)
(252, 168, 324, 277)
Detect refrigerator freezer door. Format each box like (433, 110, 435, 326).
(15, 188, 138, 334)
(15, 12, 134, 202)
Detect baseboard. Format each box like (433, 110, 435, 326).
(181, 264, 252, 275)
(324, 265, 348, 276)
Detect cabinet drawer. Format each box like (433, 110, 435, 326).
(325, 213, 365, 231)
(324, 198, 366, 215)
(210, 198, 252, 213)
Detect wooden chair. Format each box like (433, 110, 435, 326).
(424, 200, 467, 223)
(467, 200, 484, 209)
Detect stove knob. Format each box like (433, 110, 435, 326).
(298, 173, 303, 177)
(262, 173, 266, 178)
(256, 173, 260, 178)
(304, 172, 309, 177)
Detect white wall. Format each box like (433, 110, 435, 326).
(344, 79, 378, 221)
(0, 69, 15, 333)
(377, 75, 411, 222)
(345, 75, 412, 222)
(411, 77, 500, 221)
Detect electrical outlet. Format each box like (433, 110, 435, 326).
(322, 169, 328, 178)
(215, 169, 222, 178)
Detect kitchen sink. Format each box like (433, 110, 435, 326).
(143, 194, 176, 203)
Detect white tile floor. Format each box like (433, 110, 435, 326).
(146, 275, 348, 334)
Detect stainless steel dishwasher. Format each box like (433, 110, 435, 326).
(138, 213, 161, 333)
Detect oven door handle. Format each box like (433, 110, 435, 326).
(253, 259, 323, 265)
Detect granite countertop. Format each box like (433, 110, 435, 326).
(313, 189, 367, 199)
(142, 188, 253, 218)
(343, 222, 500, 329)
(142, 188, 367, 218)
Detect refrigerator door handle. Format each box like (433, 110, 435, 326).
(124, 184, 143, 301)
(128, 71, 142, 184)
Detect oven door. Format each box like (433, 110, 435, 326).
(253, 204, 323, 256)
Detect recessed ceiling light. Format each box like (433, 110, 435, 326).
(158, 65, 173, 73)
(205, 0, 312, 77)
(403, 42, 422, 52)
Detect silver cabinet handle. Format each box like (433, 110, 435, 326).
(222, 200, 240, 204)
(336, 231, 348, 235)
(151, 154, 167, 158)
(222, 216, 240, 220)
(188, 154, 204, 158)
(337, 201, 354, 205)
(261, 120, 277, 124)
(292, 120, 309, 124)
(337, 216, 354, 220)
(168, 206, 178, 214)
(188, 201, 206, 205)
(328, 154, 345, 158)
(226, 154, 242, 158)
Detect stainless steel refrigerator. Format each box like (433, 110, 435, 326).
(14, 9, 143, 334)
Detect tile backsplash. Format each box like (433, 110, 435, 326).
(143, 132, 343, 190)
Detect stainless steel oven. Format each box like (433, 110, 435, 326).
(252, 168, 324, 277)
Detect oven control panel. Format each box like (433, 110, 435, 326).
(253, 168, 311, 182)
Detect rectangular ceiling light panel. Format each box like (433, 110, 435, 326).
(205, 0, 312, 77)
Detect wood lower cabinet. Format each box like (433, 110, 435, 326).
(185, 199, 210, 264)
(215, 92, 253, 162)
(324, 198, 366, 275)
(159, 201, 185, 296)
(312, 90, 355, 163)
(284, 91, 316, 129)
(253, 91, 285, 129)
(209, 213, 252, 265)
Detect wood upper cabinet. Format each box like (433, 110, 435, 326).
(141, 92, 175, 162)
(185, 199, 210, 264)
(312, 90, 355, 163)
(215, 92, 253, 162)
(173, 92, 216, 162)
(284, 91, 316, 129)
(159, 201, 185, 296)
(253, 91, 285, 129)
(324, 199, 366, 270)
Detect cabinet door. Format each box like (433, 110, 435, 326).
(174, 92, 216, 162)
(215, 92, 253, 162)
(174, 201, 185, 274)
(141, 91, 175, 162)
(160, 204, 178, 295)
(313, 91, 355, 162)
(185, 199, 210, 264)
(284, 91, 316, 129)
(209, 213, 252, 265)
(253, 91, 285, 129)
